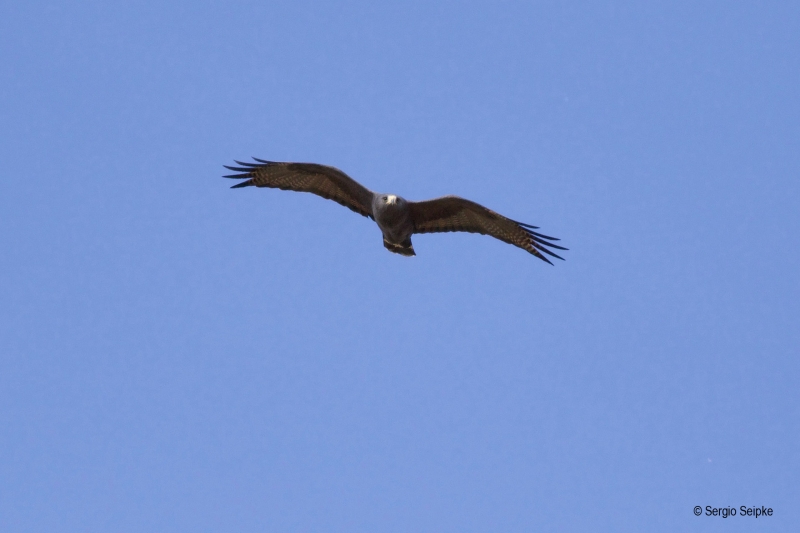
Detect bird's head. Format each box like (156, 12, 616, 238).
(377, 194, 405, 208)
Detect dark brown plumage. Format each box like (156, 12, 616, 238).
(408, 196, 566, 262)
(225, 159, 374, 218)
(224, 158, 567, 264)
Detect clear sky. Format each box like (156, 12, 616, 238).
(1, 1, 798, 531)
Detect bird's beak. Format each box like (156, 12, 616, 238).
(387, 195, 397, 205)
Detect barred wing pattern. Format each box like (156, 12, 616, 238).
(408, 196, 567, 264)
(224, 159, 375, 219)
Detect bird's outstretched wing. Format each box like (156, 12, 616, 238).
(223, 159, 375, 219)
(408, 196, 567, 264)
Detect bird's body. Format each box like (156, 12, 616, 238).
(372, 194, 416, 256)
(223, 159, 567, 263)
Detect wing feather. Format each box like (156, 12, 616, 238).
(223, 159, 375, 218)
(408, 196, 566, 263)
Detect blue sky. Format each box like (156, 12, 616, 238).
(1, 1, 798, 531)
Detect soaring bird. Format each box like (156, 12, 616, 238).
(223, 159, 567, 264)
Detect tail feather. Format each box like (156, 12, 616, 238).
(383, 237, 416, 256)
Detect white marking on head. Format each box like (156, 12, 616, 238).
(386, 195, 397, 204)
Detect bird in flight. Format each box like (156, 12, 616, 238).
(223, 159, 567, 264)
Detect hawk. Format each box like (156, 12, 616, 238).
(224, 159, 567, 264)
